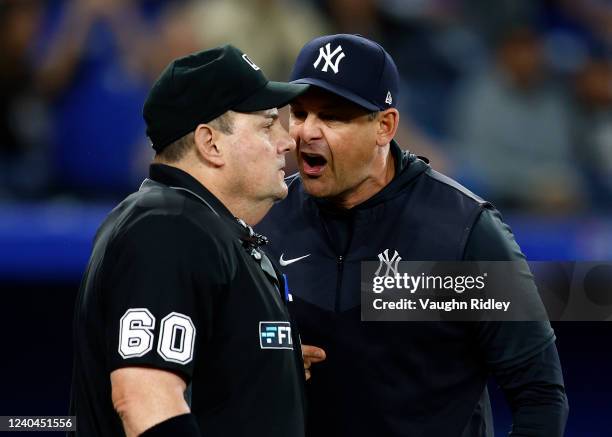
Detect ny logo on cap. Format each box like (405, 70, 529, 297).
(313, 43, 346, 74)
(242, 54, 260, 71)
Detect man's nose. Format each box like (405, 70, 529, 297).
(277, 125, 296, 155)
(294, 113, 323, 145)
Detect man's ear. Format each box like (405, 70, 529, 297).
(375, 108, 399, 147)
(194, 123, 225, 167)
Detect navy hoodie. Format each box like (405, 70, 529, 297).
(257, 141, 568, 437)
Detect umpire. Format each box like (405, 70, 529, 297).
(69, 46, 309, 437)
(257, 34, 569, 436)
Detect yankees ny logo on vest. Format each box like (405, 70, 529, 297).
(313, 43, 346, 74)
(375, 249, 402, 277)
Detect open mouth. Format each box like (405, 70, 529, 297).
(301, 152, 328, 176)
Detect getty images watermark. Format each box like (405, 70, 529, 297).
(361, 255, 612, 321)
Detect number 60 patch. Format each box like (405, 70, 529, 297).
(118, 308, 196, 364)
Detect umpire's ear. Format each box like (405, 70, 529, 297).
(194, 123, 225, 168)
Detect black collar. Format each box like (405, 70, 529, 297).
(148, 163, 269, 249)
(148, 163, 278, 288)
(149, 163, 235, 221)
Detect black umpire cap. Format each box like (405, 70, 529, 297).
(144, 45, 309, 152)
(290, 34, 399, 112)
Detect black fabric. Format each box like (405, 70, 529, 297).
(495, 344, 568, 437)
(256, 142, 566, 437)
(69, 164, 305, 437)
(318, 205, 354, 256)
(463, 207, 524, 261)
(233, 80, 308, 112)
(140, 414, 201, 437)
(143, 45, 308, 151)
(464, 209, 568, 436)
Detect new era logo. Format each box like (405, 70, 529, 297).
(259, 321, 293, 349)
(313, 43, 346, 74)
(385, 91, 392, 105)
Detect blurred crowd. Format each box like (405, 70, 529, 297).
(1, 0, 611, 214)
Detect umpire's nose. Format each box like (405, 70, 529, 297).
(276, 121, 296, 156)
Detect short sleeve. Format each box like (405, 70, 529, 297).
(102, 214, 224, 381)
(465, 208, 556, 369)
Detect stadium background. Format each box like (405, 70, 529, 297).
(0, 0, 611, 435)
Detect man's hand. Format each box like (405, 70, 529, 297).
(302, 344, 326, 381)
(111, 367, 190, 437)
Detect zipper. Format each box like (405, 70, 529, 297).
(334, 255, 345, 312)
(317, 207, 354, 313)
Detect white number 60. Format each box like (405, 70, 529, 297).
(118, 309, 195, 364)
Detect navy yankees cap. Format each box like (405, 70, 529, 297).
(290, 34, 399, 111)
(144, 45, 309, 152)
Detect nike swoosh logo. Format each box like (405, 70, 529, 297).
(279, 253, 311, 266)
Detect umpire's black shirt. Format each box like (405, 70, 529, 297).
(69, 164, 306, 437)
